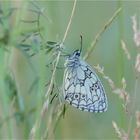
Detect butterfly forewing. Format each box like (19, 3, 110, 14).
(63, 51, 107, 113)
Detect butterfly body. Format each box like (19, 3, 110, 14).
(63, 50, 108, 113)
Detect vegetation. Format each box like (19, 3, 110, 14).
(0, 1, 140, 139)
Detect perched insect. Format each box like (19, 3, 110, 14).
(63, 37, 107, 113)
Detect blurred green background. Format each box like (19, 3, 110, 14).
(0, 0, 140, 139)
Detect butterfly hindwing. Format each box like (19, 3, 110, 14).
(64, 58, 107, 113)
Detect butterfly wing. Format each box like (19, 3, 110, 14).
(63, 59, 107, 113)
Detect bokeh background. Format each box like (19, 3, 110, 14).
(0, 0, 140, 139)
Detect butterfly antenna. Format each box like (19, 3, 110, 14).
(80, 35, 83, 53)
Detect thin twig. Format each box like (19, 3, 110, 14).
(62, 0, 77, 43)
(37, 11, 44, 40)
(84, 8, 121, 60)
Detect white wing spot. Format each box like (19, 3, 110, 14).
(75, 84, 80, 93)
(91, 73, 97, 81)
(67, 84, 75, 93)
(77, 67, 85, 80)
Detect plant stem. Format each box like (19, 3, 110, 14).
(84, 8, 121, 60)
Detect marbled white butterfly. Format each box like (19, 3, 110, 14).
(63, 43, 107, 113)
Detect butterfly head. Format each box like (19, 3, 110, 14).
(65, 50, 81, 67)
(73, 49, 81, 57)
(68, 49, 80, 59)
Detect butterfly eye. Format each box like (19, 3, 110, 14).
(76, 51, 80, 56)
(73, 50, 80, 57)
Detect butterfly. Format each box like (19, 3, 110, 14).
(63, 49, 108, 113)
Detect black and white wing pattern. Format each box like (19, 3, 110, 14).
(63, 50, 107, 113)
